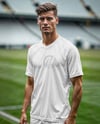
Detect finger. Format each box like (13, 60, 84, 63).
(24, 119, 28, 124)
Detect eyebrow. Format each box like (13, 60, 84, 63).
(38, 16, 54, 18)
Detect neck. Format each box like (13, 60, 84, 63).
(42, 32, 59, 46)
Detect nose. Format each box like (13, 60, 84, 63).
(43, 18, 48, 24)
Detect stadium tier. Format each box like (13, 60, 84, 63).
(0, 0, 35, 15)
(84, 0, 100, 18)
(0, 20, 40, 47)
(57, 22, 100, 49)
(0, 0, 99, 18)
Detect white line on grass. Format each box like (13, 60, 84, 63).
(0, 111, 20, 123)
(0, 105, 22, 111)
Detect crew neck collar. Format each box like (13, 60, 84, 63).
(41, 35, 60, 48)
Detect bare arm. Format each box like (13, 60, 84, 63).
(64, 76, 83, 124)
(20, 76, 34, 124)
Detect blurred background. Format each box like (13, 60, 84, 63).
(0, 0, 100, 124)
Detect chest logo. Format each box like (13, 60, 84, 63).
(43, 55, 57, 66)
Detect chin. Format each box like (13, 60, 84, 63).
(44, 32, 50, 35)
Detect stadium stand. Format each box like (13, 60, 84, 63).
(0, 20, 40, 48)
(83, 25, 100, 40)
(0, 0, 36, 15)
(0, 0, 96, 18)
(83, 0, 100, 18)
(57, 22, 100, 49)
(0, 3, 5, 13)
(0, 0, 100, 49)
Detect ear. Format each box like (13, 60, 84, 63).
(56, 17, 59, 24)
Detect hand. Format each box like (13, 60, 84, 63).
(64, 117, 76, 124)
(20, 112, 28, 124)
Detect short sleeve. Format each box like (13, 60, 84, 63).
(25, 48, 33, 77)
(67, 47, 83, 78)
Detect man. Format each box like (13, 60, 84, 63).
(20, 2, 83, 124)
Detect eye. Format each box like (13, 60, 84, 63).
(38, 17, 44, 21)
(46, 17, 53, 21)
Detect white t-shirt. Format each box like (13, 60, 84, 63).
(25, 35, 83, 122)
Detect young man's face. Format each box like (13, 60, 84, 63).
(37, 11, 59, 34)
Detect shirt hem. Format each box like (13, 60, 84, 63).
(30, 114, 68, 123)
(25, 72, 33, 77)
(70, 72, 83, 78)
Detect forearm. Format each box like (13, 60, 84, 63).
(22, 77, 33, 113)
(20, 77, 33, 124)
(22, 86, 32, 113)
(69, 76, 82, 118)
(69, 84, 82, 118)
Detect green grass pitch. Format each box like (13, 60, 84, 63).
(0, 49, 100, 124)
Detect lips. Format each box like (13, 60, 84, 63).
(42, 27, 50, 32)
(42, 27, 49, 29)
